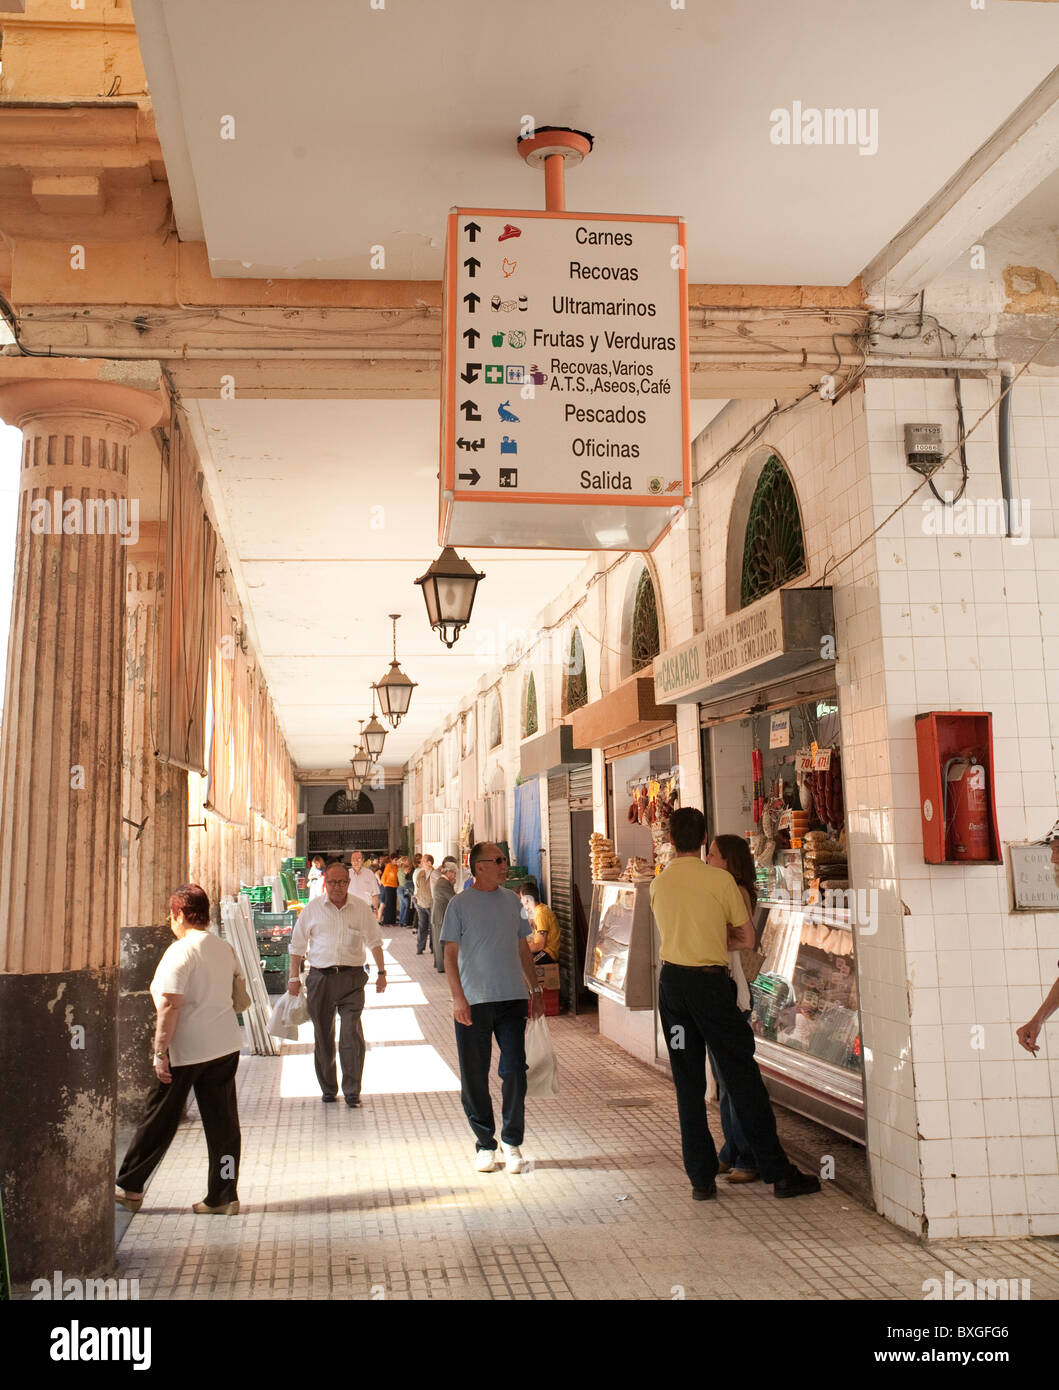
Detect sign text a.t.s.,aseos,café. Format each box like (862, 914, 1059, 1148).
(652, 588, 836, 705)
(439, 207, 690, 553)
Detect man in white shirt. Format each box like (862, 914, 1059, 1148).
(289, 862, 387, 1106)
(347, 850, 380, 917)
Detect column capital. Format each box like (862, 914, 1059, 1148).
(0, 377, 164, 434)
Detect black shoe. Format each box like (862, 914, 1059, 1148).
(691, 1184, 717, 1201)
(345, 1095, 362, 1108)
(321, 1094, 337, 1103)
(774, 1168, 821, 1199)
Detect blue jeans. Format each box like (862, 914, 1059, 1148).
(453, 998, 528, 1149)
(398, 885, 414, 925)
(708, 1008, 756, 1170)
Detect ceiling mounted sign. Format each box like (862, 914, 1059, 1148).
(440, 207, 690, 551)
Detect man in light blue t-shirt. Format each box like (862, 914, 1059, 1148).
(442, 841, 543, 1174)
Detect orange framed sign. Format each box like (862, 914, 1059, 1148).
(439, 207, 691, 552)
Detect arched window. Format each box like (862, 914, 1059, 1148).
(461, 710, 475, 759)
(488, 692, 503, 749)
(630, 568, 660, 673)
(521, 672, 538, 738)
(738, 453, 807, 608)
(323, 789, 374, 815)
(562, 627, 588, 715)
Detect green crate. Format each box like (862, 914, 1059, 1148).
(258, 961, 286, 995)
(257, 937, 290, 958)
(253, 909, 296, 929)
(282, 856, 306, 872)
(260, 952, 290, 973)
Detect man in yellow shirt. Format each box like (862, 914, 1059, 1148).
(651, 807, 820, 1203)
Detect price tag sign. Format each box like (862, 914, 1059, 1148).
(812, 748, 833, 771)
(769, 711, 791, 749)
(797, 751, 815, 775)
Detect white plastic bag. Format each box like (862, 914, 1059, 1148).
(268, 988, 308, 1041)
(525, 1015, 559, 1098)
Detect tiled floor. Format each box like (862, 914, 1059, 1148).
(114, 928, 1059, 1300)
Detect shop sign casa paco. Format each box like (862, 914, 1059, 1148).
(653, 588, 835, 705)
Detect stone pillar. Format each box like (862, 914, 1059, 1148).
(0, 377, 163, 1281)
(118, 525, 188, 1127)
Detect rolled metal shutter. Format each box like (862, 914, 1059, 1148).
(547, 773, 573, 1011)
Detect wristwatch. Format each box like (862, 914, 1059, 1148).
(153, 1050, 168, 1060)
(377, 969, 387, 976)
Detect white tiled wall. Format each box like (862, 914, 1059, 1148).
(859, 375, 1059, 1238)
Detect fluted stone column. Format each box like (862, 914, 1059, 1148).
(118, 524, 188, 1127)
(0, 377, 163, 1281)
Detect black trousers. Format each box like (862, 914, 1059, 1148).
(117, 1050, 241, 1206)
(658, 964, 792, 1188)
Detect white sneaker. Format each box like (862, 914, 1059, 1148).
(474, 1148, 498, 1173)
(501, 1143, 524, 1174)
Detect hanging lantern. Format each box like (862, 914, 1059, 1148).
(374, 613, 417, 728)
(350, 723, 372, 783)
(362, 687, 388, 759)
(415, 546, 485, 649)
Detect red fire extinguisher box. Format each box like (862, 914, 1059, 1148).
(914, 711, 1002, 865)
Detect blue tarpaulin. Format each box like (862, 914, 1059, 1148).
(513, 780, 543, 898)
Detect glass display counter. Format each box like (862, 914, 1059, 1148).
(748, 897, 865, 1141)
(584, 879, 655, 1009)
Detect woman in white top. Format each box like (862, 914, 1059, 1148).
(115, 884, 245, 1216)
(705, 835, 762, 1185)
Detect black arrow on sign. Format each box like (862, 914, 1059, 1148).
(463, 292, 480, 313)
(463, 257, 481, 278)
(458, 468, 481, 486)
(456, 437, 485, 452)
(464, 221, 481, 242)
(460, 362, 481, 383)
(460, 400, 481, 421)
(462, 328, 480, 348)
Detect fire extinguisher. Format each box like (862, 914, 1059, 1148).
(944, 753, 991, 861)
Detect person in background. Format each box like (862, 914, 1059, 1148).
(705, 834, 762, 1185)
(442, 842, 543, 1174)
(409, 854, 423, 927)
(518, 881, 560, 964)
(288, 862, 387, 1106)
(1016, 834, 1059, 1054)
(379, 851, 400, 927)
(348, 850, 380, 916)
(397, 855, 414, 926)
(115, 884, 244, 1216)
(431, 857, 460, 973)
(307, 854, 326, 900)
(651, 807, 820, 1202)
(413, 853, 435, 956)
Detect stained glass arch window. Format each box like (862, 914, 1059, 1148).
(521, 672, 538, 738)
(739, 454, 807, 607)
(631, 568, 660, 673)
(562, 628, 588, 715)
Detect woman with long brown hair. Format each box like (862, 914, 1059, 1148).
(705, 834, 762, 1185)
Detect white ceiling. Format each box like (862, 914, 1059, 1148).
(136, 0, 1059, 284)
